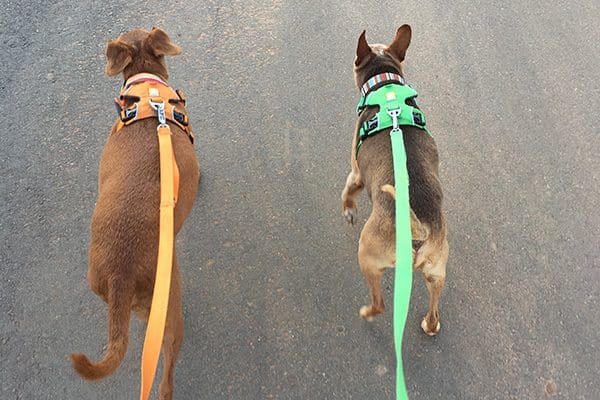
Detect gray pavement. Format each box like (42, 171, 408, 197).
(1, 0, 599, 399)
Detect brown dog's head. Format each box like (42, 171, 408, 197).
(353, 25, 412, 88)
(105, 27, 181, 80)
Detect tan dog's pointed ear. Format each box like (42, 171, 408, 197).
(388, 24, 412, 62)
(355, 30, 373, 66)
(146, 28, 182, 57)
(105, 40, 133, 76)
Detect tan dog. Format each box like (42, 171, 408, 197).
(341, 25, 448, 336)
(71, 28, 200, 399)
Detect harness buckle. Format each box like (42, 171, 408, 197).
(386, 108, 402, 132)
(119, 103, 138, 123)
(413, 111, 425, 127)
(366, 115, 379, 132)
(173, 110, 189, 126)
(149, 99, 168, 127)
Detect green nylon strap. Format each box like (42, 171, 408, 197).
(356, 83, 428, 158)
(390, 129, 413, 400)
(356, 81, 427, 399)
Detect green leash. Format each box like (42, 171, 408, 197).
(391, 128, 413, 400)
(356, 79, 429, 399)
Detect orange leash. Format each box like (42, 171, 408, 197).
(140, 120, 179, 400)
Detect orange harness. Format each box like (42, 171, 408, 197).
(115, 73, 194, 143)
(115, 73, 189, 400)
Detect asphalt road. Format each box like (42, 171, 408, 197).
(1, 1, 599, 399)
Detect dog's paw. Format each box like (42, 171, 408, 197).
(343, 208, 357, 225)
(359, 306, 375, 321)
(421, 318, 441, 336)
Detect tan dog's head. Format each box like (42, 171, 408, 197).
(105, 27, 182, 80)
(353, 25, 412, 88)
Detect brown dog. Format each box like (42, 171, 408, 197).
(71, 28, 200, 399)
(341, 25, 448, 336)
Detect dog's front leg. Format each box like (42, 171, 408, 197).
(341, 170, 363, 225)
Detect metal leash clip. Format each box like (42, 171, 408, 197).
(149, 99, 168, 127)
(386, 108, 402, 133)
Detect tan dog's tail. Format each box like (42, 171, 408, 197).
(381, 184, 396, 199)
(71, 286, 133, 380)
(381, 184, 430, 241)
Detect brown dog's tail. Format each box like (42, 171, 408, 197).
(71, 285, 133, 380)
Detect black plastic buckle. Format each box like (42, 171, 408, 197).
(173, 110, 189, 126)
(119, 103, 138, 123)
(413, 111, 425, 127)
(365, 115, 378, 133)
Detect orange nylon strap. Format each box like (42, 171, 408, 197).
(140, 124, 178, 400)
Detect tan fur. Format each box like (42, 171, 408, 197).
(380, 184, 396, 198)
(342, 25, 448, 336)
(71, 28, 200, 400)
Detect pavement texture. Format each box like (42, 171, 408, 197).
(1, 0, 599, 399)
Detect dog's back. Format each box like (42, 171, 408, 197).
(96, 118, 199, 239)
(357, 123, 444, 239)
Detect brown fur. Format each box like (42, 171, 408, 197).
(71, 28, 200, 399)
(341, 25, 448, 335)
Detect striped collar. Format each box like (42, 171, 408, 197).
(360, 72, 405, 96)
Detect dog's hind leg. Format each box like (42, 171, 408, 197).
(358, 256, 385, 321)
(417, 237, 448, 336)
(158, 255, 184, 400)
(357, 216, 394, 320)
(342, 170, 364, 225)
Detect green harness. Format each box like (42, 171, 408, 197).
(356, 80, 429, 400)
(356, 83, 429, 158)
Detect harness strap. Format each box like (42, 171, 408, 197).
(390, 128, 413, 400)
(139, 122, 178, 400)
(116, 99, 190, 130)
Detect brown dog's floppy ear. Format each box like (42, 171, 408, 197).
(388, 24, 412, 62)
(355, 30, 373, 66)
(106, 40, 133, 76)
(146, 27, 182, 57)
